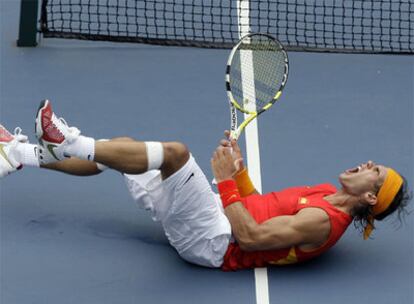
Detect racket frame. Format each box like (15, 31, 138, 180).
(225, 33, 289, 139)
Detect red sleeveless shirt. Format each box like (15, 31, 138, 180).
(222, 184, 352, 271)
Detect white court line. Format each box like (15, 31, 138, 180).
(241, 52, 270, 304)
(237, 1, 270, 303)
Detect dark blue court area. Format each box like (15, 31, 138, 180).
(1, 1, 413, 304)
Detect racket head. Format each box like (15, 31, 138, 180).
(225, 33, 289, 115)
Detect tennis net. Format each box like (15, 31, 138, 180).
(39, 0, 413, 53)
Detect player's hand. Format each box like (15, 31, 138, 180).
(211, 146, 238, 183)
(219, 130, 245, 173)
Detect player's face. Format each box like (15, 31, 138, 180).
(339, 160, 388, 196)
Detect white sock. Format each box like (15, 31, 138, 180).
(14, 143, 40, 167)
(64, 135, 95, 161)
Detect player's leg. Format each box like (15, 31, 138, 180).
(44, 136, 186, 177)
(0, 122, 141, 178)
(41, 155, 102, 176)
(0, 122, 106, 178)
(0, 133, 102, 177)
(34, 100, 229, 267)
(36, 100, 189, 179)
(43, 137, 136, 176)
(94, 140, 189, 179)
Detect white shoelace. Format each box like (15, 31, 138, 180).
(13, 127, 28, 143)
(58, 117, 81, 141)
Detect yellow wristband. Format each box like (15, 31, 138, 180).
(235, 168, 255, 197)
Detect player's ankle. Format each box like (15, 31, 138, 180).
(15, 143, 40, 167)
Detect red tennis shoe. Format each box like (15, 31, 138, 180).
(35, 100, 80, 164)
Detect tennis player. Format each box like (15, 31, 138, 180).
(0, 100, 410, 270)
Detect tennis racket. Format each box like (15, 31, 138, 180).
(225, 33, 289, 140)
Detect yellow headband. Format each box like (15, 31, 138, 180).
(363, 168, 403, 240)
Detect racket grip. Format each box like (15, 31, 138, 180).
(230, 130, 239, 140)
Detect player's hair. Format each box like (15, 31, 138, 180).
(352, 175, 412, 234)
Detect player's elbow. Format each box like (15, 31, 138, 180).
(237, 231, 262, 252)
(238, 239, 257, 252)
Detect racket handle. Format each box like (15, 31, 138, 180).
(230, 130, 239, 140)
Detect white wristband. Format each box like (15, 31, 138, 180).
(145, 142, 164, 170)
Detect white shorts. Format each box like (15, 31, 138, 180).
(124, 155, 232, 268)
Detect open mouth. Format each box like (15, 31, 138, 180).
(345, 165, 362, 174)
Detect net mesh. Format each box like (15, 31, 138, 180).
(40, 0, 414, 53)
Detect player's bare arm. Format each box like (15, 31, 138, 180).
(224, 205, 330, 251)
(211, 144, 330, 251)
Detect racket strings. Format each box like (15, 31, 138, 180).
(229, 36, 287, 111)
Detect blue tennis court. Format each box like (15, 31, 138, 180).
(1, 1, 413, 304)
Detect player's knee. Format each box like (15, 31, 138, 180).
(163, 142, 189, 165)
(161, 142, 190, 177)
